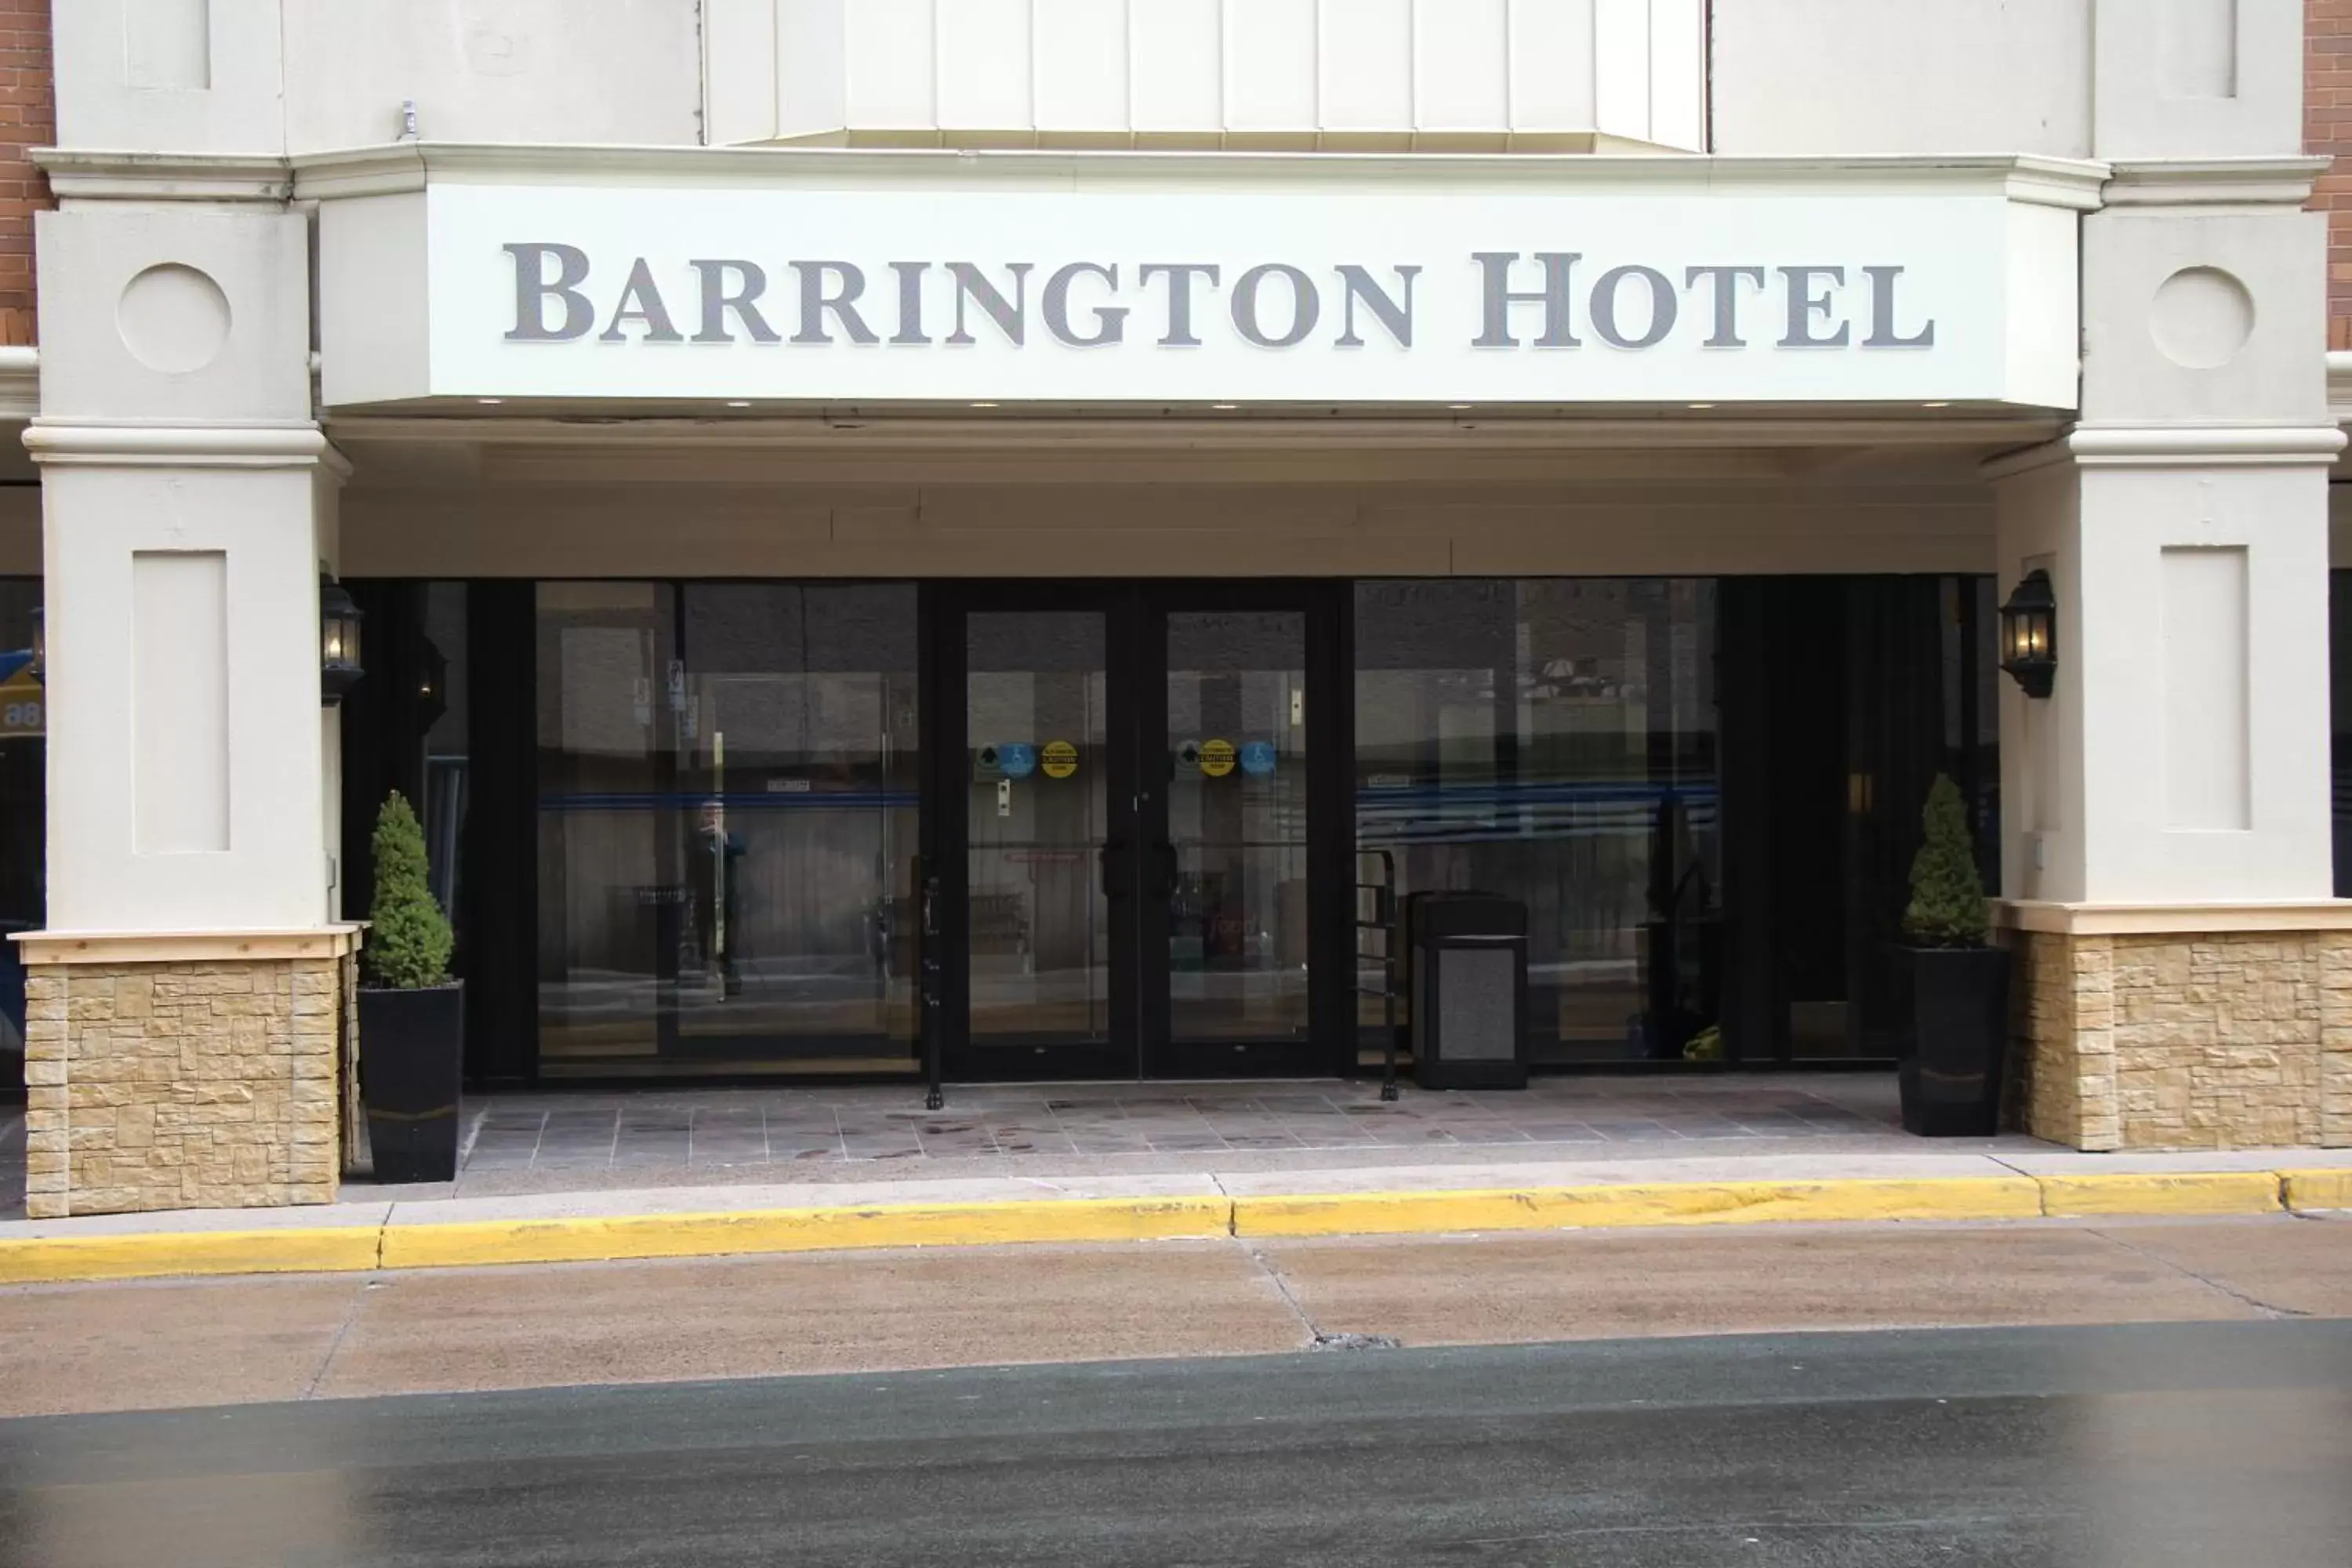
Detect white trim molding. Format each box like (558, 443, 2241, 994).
(2099, 157, 2335, 209)
(12, 926, 365, 966)
(22, 422, 353, 477)
(31, 149, 295, 204)
(1985, 424, 2349, 478)
(284, 142, 2114, 209)
(1998, 901, 2352, 936)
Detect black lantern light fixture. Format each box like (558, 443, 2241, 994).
(1998, 568, 2057, 699)
(416, 637, 448, 731)
(26, 606, 42, 684)
(320, 575, 365, 706)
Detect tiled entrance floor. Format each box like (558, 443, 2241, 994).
(2, 1073, 2022, 1212)
(427, 1073, 1949, 1195)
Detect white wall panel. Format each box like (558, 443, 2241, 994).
(844, 0, 938, 130)
(1036, 0, 1129, 132)
(1647, 0, 1705, 151)
(1130, 0, 1225, 131)
(937, 0, 1033, 132)
(283, 1, 703, 151)
(707, 0, 1699, 147)
(775, 0, 849, 141)
(1414, 0, 1509, 132)
(1319, 0, 1413, 132)
(703, 0, 781, 144)
(1711, 0, 2093, 158)
(1507, 0, 1596, 131)
(1224, 0, 1319, 131)
(1592, 0, 1650, 141)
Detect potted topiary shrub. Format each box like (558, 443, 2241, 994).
(357, 790, 464, 1182)
(1892, 774, 2010, 1137)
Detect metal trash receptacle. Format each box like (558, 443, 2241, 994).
(1406, 891, 1529, 1091)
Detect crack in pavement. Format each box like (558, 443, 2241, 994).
(1229, 1233, 1400, 1352)
(2089, 1225, 2311, 1319)
(302, 1276, 377, 1399)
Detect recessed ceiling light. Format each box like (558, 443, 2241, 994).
(1687, 401, 1715, 409)
(1448, 403, 1474, 410)
(970, 401, 999, 408)
(477, 397, 503, 405)
(1211, 402, 1238, 410)
(725, 401, 752, 408)
(1922, 401, 1951, 408)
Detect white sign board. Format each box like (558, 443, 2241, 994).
(321, 166, 2082, 408)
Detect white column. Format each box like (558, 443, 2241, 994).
(26, 194, 345, 936)
(1992, 429, 2340, 906)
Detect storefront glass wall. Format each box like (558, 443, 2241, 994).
(358, 574, 1992, 1083)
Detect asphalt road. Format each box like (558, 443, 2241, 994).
(1, 1319, 2347, 1567)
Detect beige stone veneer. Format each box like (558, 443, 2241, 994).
(2008, 922, 2352, 1152)
(17, 931, 359, 1219)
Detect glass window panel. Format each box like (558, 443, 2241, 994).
(0, 579, 41, 1078)
(1166, 609, 1310, 1044)
(966, 611, 1109, 1045)
(1355, 579, 1719, 1065)
(535, 583, 919, 1076)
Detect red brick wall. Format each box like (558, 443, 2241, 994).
(2311, 0, 2352, 348)
(0, 1, 49, 348)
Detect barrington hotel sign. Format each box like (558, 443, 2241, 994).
(310, 150, 2092, 408)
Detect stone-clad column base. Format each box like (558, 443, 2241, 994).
(13, 929, 362, 1218)
(2000, 904, 2352, 1152)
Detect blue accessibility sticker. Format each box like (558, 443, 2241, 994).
(1239, 741, 1278, 777)
(999, 742, 1037, 779)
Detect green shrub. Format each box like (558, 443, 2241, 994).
(1901, 774, 1989, 949)
(364, 791, 453, 989)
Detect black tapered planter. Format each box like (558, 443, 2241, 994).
(357, 982, 464, 1182)
(1890, 946, 2010, 1137)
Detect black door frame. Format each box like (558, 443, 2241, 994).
(922, 579, 1352, 1092)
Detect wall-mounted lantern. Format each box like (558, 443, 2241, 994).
(1998, 568, 2056, 699)
(26, 606, 42, 684)
(320, 576, 365, 706)
(416, 637, 448, 731)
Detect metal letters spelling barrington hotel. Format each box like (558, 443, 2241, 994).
(504, 245, 1939, 355)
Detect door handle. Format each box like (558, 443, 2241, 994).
(1098, 838, 1128, 898)
(1149, 840, 1179, 902)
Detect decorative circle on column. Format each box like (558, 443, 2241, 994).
(2148, 266, 2255, 370)
(115, 263, 232, 374)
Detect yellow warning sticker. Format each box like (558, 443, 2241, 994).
(1041, 739, 1080, 779)
(1199, 739, 1236, 778)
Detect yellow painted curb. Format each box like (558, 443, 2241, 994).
(6, 1167, 2341, 1286)
(2035, 1171, 2282, 1218)
(379, 1194, 1234, 1271)
(2280, 1168, 2352, 1212)
(1232, 1176, 2045, 1238)
(0, 1226, 382, 1285)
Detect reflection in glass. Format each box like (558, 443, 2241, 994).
(1355, 580, 1719, 1065)
(1166, 610, 1311, 1044)
(966, 612, 1109, 1045)
(536, 583, 919, 1075)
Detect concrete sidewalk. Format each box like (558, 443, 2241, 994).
(3, 1215, 2349, 1417)
(4, 1139, 2350, 1283)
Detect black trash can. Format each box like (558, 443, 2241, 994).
(1406, 891, 1529, 1091)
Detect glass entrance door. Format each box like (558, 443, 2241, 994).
(932, 583, 1343, 1083)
